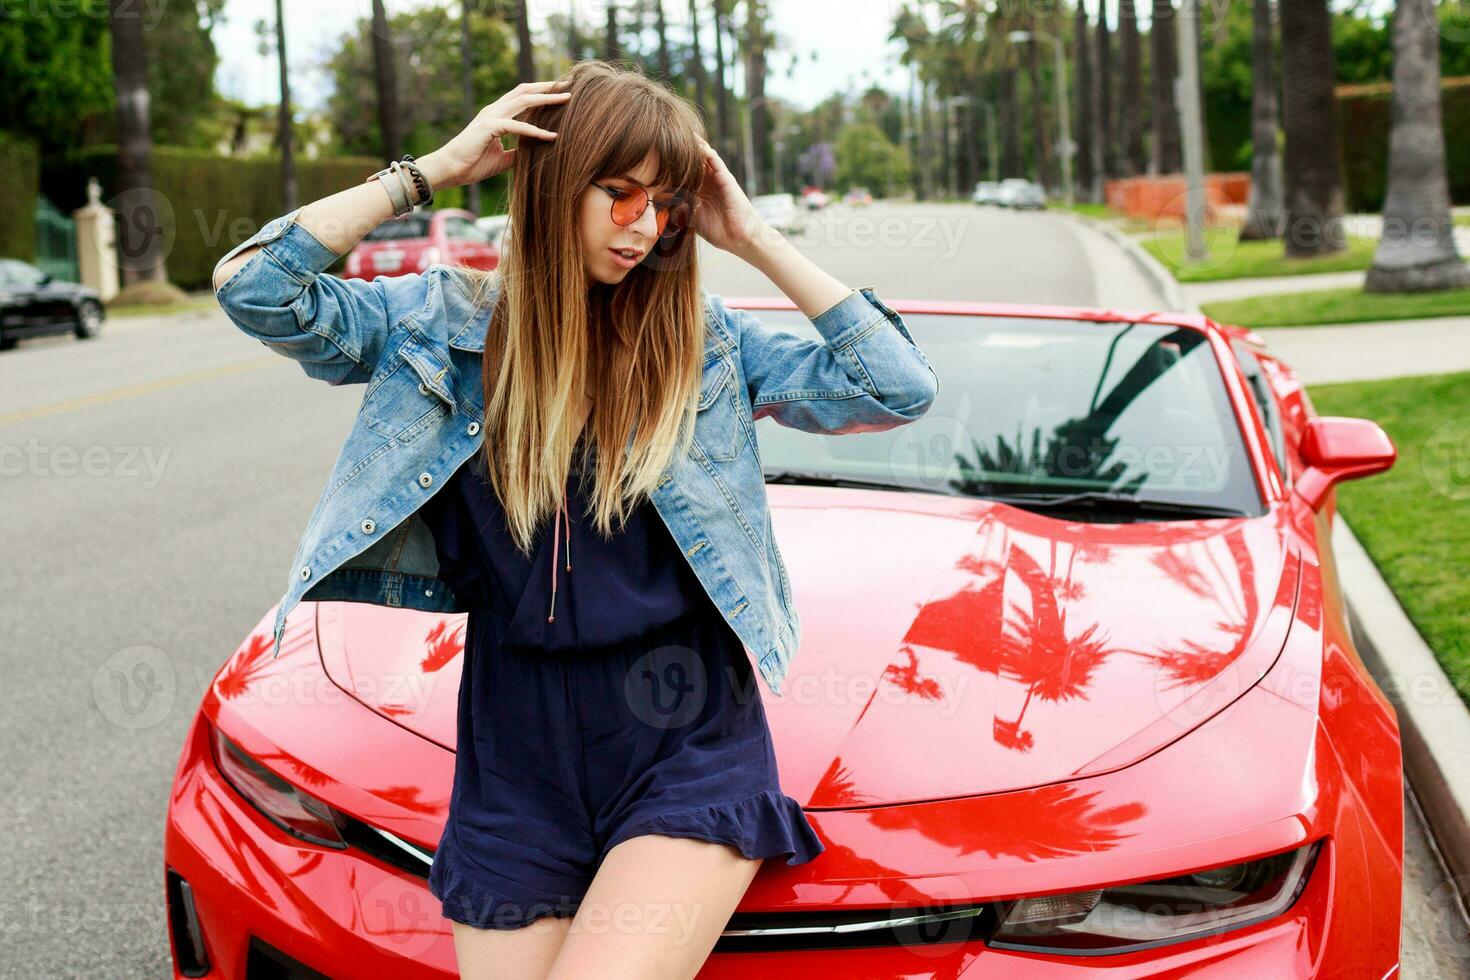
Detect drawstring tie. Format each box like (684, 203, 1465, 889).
(547, 494, 572, 622)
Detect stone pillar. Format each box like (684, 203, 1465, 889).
(73, 177, 119, 302)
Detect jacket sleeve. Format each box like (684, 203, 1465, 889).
(212, 207, 428, 387)
(718, 286, 940, 434)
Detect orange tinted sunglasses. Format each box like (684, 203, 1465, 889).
(591, 181, 694, 240)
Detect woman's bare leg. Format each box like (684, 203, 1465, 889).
(450, 914, 574, 979)
(544, 834, 763, 979)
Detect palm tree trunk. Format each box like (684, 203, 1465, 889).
(1119, 0, 1147, 176)
(1365, 0, 1470, 291)
(603, 2, 619, 62)
(1240, 0, 1284, 241)
(1151, 0, 1182, 174)
(371, 0, 401, 162)
(746, 0, 770, 195)
(1279, 0, 1347, 258)
(1076, 2, 1096, 198)
(654, 0, 672, 80)
(712, 0, 733, 165)
(688, 0, 709, 122)
(108, 0, 166, 284)
(515, 1, 535, 82)
(461, 0, 480, 215)
(1096, 0, 1116, 181)
(1001, 61, 1023, 180)
(274, 0, 296, 212)
(1026, 24, 1055, 190)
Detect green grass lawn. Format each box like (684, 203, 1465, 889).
(1141, 227, 1377, 283)
(1306, 370, 1470, 707)
(104, 296, 219, 319)
(1203, 284, 1470, 328)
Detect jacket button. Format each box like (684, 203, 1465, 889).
(361, 518, 376, 534)
(467, 421, 480, 436)
(418, 381, 430, 396)
(419, 471, 433, 488)
(300, 566, 311, 580)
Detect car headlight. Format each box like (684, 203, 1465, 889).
(989, 841, 1322, 955)
(209, 722, 347, 848)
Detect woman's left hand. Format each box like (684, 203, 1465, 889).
(693, 138, 767, 255)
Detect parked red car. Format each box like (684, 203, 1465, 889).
(165, 298, 1403, 977)
(341, 207, 499, 280)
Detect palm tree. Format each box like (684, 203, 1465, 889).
(711, 0, 733, 166)
(653, 0, 672, 80)
(603, 1, 619, 62)
(1279, 0, 1347, 257)
(1151, 0, 1182, 174)
(1118, 0, 1147, 176)
(371, 0, 401, 162)
(1365, 0, 1470, 291)
(514, 0, 535, 82)
(688, 0, 709, 119)
(745, 0, 772, 194)
(1075, 1, 1096, 199)
(1096, 0, 1116, 181)
(1024, 10, 1057, 190)
(272, 0, 296, 212)
(1240, 0, 1284, 242)
(108, 0, 167, 285)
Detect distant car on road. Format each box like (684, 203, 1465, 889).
(799, 186, 829, 210)
(843, 186, 873, 207)
(474, 213, 510, 250)
(998, 178, 1047, 210)
(753, 192, 803, 233)
(0, 259, 105, 351)
(972, 181, 1004, 206)
(343, 208, 499, 280)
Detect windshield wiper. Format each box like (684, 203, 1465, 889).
(763, 469, 962, 496)
(980, 490, 1251, 519)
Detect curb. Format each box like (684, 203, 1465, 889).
(1063, 211, 1196, 314)
(1334, 517, 1470, 914)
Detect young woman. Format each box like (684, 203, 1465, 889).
(212, 62, 937, 979)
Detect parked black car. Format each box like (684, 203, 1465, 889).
(0, 259, 105, 350)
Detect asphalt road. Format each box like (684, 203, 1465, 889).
(1, 202, 1462, 977)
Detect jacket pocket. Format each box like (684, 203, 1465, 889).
(691, 355, 746, 463)
(366, 335, 456, 444)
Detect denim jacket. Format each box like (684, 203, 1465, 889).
(212, 206, 939, 697)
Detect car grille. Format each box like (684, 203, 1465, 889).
(339, 816, 998, 952)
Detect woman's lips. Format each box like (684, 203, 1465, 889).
(608, 247, 641, 269)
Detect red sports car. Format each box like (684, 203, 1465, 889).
(165, 298, 1403, 977)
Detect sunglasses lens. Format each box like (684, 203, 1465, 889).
(659, 201, 690, 239)
(609, 186, 647, 226)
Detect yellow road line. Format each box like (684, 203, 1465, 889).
(0, 357, 278, 427)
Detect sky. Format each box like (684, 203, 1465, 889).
(213, 0, 917, 116)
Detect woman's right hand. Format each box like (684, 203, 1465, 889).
(418, 81, 570, 189)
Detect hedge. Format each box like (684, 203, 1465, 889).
(41, 146, 389, 291)
(0, 132, 40, 262)
(1338, 75, 1470, 213)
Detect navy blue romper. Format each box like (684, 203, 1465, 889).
(419, 437, 824, 931)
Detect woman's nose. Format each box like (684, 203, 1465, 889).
(631, 199, 660, 239)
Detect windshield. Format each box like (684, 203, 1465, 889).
(750, 312, 1265, 517)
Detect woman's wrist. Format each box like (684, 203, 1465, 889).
(415, 150, 457, 191)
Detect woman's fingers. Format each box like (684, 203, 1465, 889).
(496, 119, 559, 141)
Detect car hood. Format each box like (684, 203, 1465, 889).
(316, 486, 1299, 808)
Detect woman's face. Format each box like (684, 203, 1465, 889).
(578, 149, 670, 286)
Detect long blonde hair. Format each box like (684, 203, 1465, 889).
(455, 61, 709, 557)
